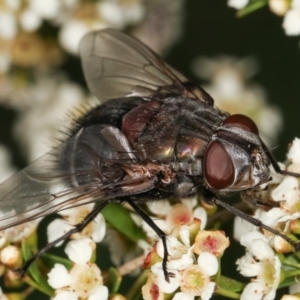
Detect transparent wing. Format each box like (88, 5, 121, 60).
(79, 28, 214, 105)
(0, 124, 154, 231)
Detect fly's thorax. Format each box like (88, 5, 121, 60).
(203, 114, 270, 192)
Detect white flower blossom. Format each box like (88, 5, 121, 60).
(283, 8, 300, 35)
(48, 203, 106, 249)
(48, 238, 108, 300)
(141, 197, 207, 241)
(143, 223, 226, 300)
(0, 11, 17, 40)
(237, 233, 281, 300)
(287, 138, 300, 164)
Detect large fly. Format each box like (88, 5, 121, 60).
(0, 28, 299, 281)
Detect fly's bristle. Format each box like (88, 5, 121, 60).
(56, 102, 99, 142)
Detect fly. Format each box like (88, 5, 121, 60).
(0, 28, 299, 281)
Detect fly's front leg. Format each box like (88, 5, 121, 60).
(203, 189, 300, 251)
(126, 199, 174, 282)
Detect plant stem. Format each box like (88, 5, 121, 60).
(216, 287, 240, 299)
(237, 0, 268, 17)
(125, 270, 149, 300)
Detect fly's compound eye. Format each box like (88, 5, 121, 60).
(223, 114, 259, 135)
(204, 141, 235, 190)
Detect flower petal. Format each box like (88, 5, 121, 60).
(151, 262, 180, 293)
(88, 285, 109, 300)
(48, 264, 72, 289)
(91, 214, 106, 243)
(201, 281, 216, 300)
(65, 238, 94, 265)
(240, 282, 265, 300)
(52, 291, 78, 300)
(197, 252, 218, 276)
(172, 292, 194, 300)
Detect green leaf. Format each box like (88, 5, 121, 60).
(40, 253, 73, 270)
(218, 275, 245, 292)
(102, 203, 146, 242)
(21, 241, 54, 296)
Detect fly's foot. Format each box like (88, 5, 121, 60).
(162, 258, 175, 282)
(14, 266, 28, 279)
(291, 240, 300, 252)
(163, 268, 175, 283)
(14, 257, 35, 279)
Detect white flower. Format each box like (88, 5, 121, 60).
(48, 264, 72, 289)
(47, 204, 106, 247)
(59, 20, 91, 55)
(269, 0, 290, 16)
(283, 8, 300, 35)
(29, 0, 60, 20)
(145, 225, 221, 300)
(98, 0, 144, 28)
(228, 0, 249, 9)
(0, 11, 17, 40)
(172, 293, 194, 300)
(65, 238, 94, 265)
(48, 238, 108, 300)
(237, 233, 281, 300)
(287, 138, 300, 164)
(19, 9, 42, 32)
(141, 197, 207, 241)
(197, 252, 218, 276)
(233, 216, 255, 242)
(272, 176, 299, 203)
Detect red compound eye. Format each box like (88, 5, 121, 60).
(223, 114, 259, 135)
(204, 141, 235, 190)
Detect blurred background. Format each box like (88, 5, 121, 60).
(0, 0, 299, 299)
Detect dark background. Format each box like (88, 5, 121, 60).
(0, 1, 299, 299)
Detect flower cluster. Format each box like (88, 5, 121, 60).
(234, 137, 300, 299)
(139, 197, 208, 240)
(142, 218, 230, 300)
(48, 238, 108, 300)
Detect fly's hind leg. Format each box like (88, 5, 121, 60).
(16, 200, 109, 278)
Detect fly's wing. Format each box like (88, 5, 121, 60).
(0, 124, 154, 231)
(79, 28, 214, 105)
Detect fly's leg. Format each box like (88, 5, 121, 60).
(127, 199, 174, 282)
(260, 139, 300, 178)
(16, 200, 109, 278)
(203, 189, 300, 251)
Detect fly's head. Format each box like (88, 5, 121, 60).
(203, 114, 270, 192)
